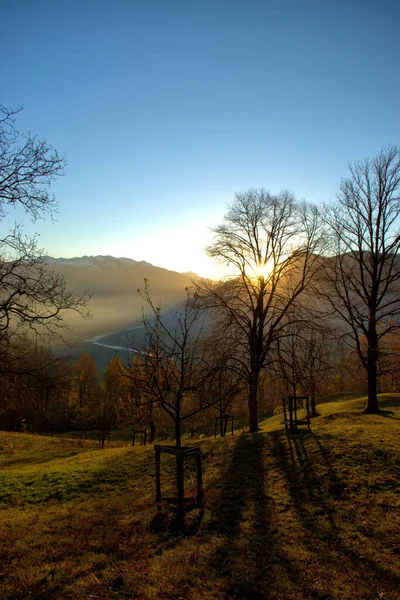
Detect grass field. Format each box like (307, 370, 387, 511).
(0, 395, 399, 599)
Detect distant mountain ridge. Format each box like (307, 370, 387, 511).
(44, 254, 193, 274)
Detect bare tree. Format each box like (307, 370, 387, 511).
(0, 104, 64, 218)
(0, 227, 91, 342)
(274, 315, 305, 401)
(199, 189, 323, 432)
(199, 338, 242, 436)
(274, 315, 334, 417)
(321, 147, 400, 413)
(0, 105, 91, 346)
(130, 282, 214, 448)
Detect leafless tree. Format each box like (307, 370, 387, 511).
(273, 316, 304, 401)
(0, 104, 64, 218)
(130, 281, 214, 448)
(199, 189, 324, 431)
(0, 227, 91, 343)
(273, 312, 334, 417)
(199, 338, 242, 436)
(0, 105, 91, 348)
(320, 147, 400, 413)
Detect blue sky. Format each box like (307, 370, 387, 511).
(1, 0, 399, 276)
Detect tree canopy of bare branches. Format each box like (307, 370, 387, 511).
(0, 227, 91, 342)
(320, 146, 400, 413)
(0, 105, 91, 350)
(129, 282, 215, 448)
(199, 188, 324, 431)
(273, 310, 334, 417)
(0, 105, 64, 219)
(199, 337, 242, 434)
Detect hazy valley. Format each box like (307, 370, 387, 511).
(45, 255, 197, 370)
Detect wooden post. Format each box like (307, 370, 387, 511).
(196, 450, 204, 514)
(283, 395, 311, 434)
(176, 452, 184, 528)
(154, 445, 204, 526)
(155, 446, 161, 510)
(132, 429, 135, 447)
(196, 451, 203, 490)
(288, 396, 293, 433)
(282, 396, 288, 431)
(293, 395, 298, 433)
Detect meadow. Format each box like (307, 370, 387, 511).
(0, 395, 399, 600)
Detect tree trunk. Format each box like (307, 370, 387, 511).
(174, 416, 184, 528)
(365, 333, 380, 414)
(176, 451, 184, 529)
(310, 375, 318, 417)
(149, 420, 155, 444)
(365, 356, 379, 413)
(175, 418, 181, 449)
(248, 372, 259, 432)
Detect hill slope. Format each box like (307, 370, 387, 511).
(0, 395, 399, 599)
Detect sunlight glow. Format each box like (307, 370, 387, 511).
(253, 260, 274, 280)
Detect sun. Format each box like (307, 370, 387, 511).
(253, 260, 274, 280)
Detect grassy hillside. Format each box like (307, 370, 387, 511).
(0, 395, 399, 599)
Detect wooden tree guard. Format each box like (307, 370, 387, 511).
(132, 429, 147, 447)
(154, 445, 204, 524)
(214, 414, 234, 438)
(282, 396, 311, 433)
(98, 430, 111, 448)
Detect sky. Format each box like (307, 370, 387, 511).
(1, 0, 399, 277)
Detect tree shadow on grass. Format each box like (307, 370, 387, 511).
(206, 432, 315, 600)
(271, 429, 400, 599)
(376, 410, 399, 420)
